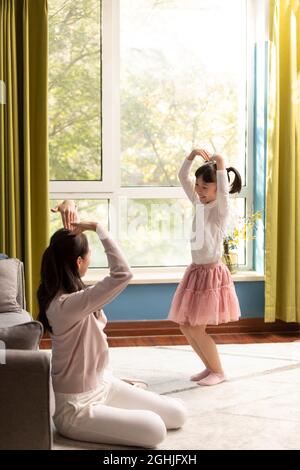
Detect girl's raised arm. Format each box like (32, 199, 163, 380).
(214, 155, 230, 229)
(178, 149, 204, 203)
(178, 158, 195, 203)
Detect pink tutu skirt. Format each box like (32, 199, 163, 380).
(168, 261, 241, 326)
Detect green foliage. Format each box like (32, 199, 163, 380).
(121, 52, 240, 186)
(49, 0, 101, 180)
(49, 0, 243, 185)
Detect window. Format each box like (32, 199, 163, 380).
(49, 0, 255, 271)
(49, 0, 102, 182)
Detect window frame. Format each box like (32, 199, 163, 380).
(50, 0, 258, 272)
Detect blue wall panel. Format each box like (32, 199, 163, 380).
(104, 282, 265, 321)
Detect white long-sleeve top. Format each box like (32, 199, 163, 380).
(179, 158, 230, 264)
(46, 224, 133, 394)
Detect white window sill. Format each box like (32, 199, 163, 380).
(83, 268, 265, 285)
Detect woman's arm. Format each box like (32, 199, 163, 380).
(56, 223, 133, 325)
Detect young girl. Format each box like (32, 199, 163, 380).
(168, 148, 242, 386)
(38, 201, 186, 448)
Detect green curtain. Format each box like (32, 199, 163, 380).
(0, 0, 49, 317)
(265, 0, 300, 322)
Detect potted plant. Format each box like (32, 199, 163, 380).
(222, 211, 262, 273)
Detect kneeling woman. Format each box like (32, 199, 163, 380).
(38, 202, 186, 448)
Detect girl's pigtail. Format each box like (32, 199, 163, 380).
(226, 167, 242, 194)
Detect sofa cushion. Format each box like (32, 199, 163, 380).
(0, 258, 23, 312)
(0, 310, 32, 328)
(0, 321, 43, 350)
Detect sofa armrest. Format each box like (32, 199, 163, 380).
(0, 350, 52, 449)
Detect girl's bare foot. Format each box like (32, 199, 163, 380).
(190, 368, 210, 382)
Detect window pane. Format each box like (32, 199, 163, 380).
(49, 198, 247, 269)
(119, 198, 193, 266)
(119, 197, 246, 268)
(227, 198, 246, 266)
(49, 0, 101, 181)
(120, 0, 247, 187)
(50, 200, 109, 267)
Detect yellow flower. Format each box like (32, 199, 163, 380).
(224, 211, 262, 250)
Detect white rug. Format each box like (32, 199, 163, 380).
(109, 342, 300, 394)
(53, 342, 300, 450)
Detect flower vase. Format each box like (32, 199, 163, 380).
(222, 241, 238, 274)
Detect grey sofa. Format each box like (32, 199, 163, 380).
(0, 257, 52, 449)
(0, 350, 52, 449)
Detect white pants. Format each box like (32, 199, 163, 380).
(53, 377, 187, 448)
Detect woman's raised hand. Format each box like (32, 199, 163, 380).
(51, 200, 79, 230)
(70, 221, 98, 234)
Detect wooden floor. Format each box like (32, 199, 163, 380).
(107, 332, 300, 347)
(209, 332, 300, 344)
(40, 318, 300, 349)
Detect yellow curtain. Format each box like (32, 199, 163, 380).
(0, 0, 49, 317)
(265, 0, 300, 322)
